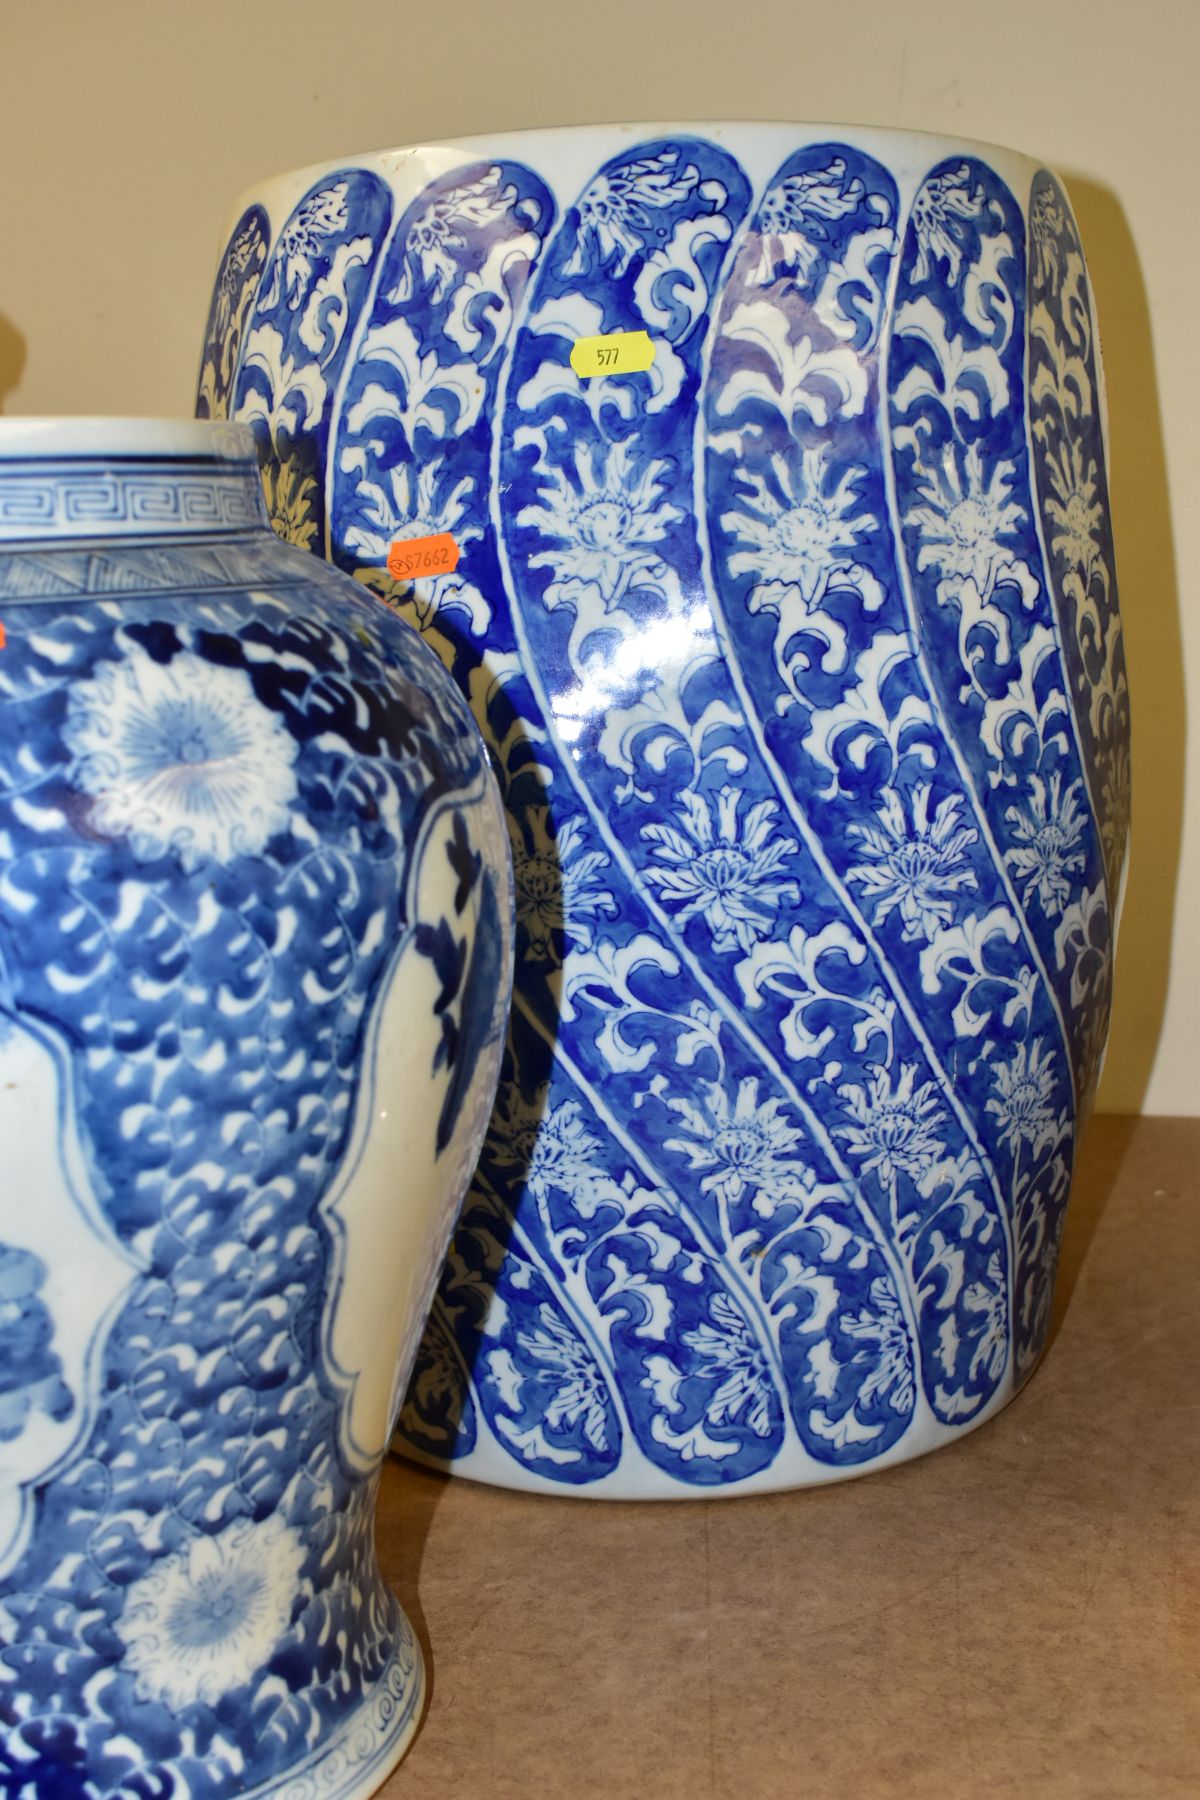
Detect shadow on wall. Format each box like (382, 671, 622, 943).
(0, 316, 26, 411)
(1064, 174, 1186, 1116)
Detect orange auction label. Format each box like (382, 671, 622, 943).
(570, 330, 656, 379)
(386, 533, 460, 582)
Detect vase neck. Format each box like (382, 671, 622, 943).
(0, 421, 269, 546)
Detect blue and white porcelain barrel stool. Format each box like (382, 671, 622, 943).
(198, 123, 1130, 1500)
(0, 419, 512, 1796)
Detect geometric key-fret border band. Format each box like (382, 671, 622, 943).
(0, 460, 266, 541)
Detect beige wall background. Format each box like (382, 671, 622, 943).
(1, 0, 1194, 1113)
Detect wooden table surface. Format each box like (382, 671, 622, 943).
(375, 1116, 1199, 1799)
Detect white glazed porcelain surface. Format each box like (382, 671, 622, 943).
(0, 419, 511, 1791)
(197, 123, 1128, 1500)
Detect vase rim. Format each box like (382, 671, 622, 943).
(234, 118, 1049, 209)
(0, 418, 257, 462)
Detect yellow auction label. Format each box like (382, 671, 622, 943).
(569, 330, 656, 379)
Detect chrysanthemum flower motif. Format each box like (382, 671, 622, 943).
(508, 806, 616, 964)
(642, 787, 800, 956)
(1043, 434, 1104, 584)
(836, 1064, 946, 1186)
(1005, 773, 1087, 917)
(486, 1087, 628, 1222)
(910, 163, 986, 288)
(346, 458, 489, 644)
(390, 167, 515, 303)
(564, 150, 699, 277)
(906, 442, 1030, 603)
(664, 1076, 814, 1220)
(986, 1037, 1060, 1155)
(116, 1515, 306, 1709)
(347, 457, 466, 555)
(845, 784, 978, 943)
(839, 1280, 915, 1413)
(751, 159, 864, 287)
(260, 183, 349, 312)
(65, 646, 298, 870)
(682, 1292, 775, 1437)
(522, 1101, 601, 1202)
(518, 440, 682, 612)
(514, 1304, 610, 1449)
(724, 446, 878, 612)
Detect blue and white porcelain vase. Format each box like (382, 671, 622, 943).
(0, 419, 511, 1793)
(198, 123, 1130, 1499)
